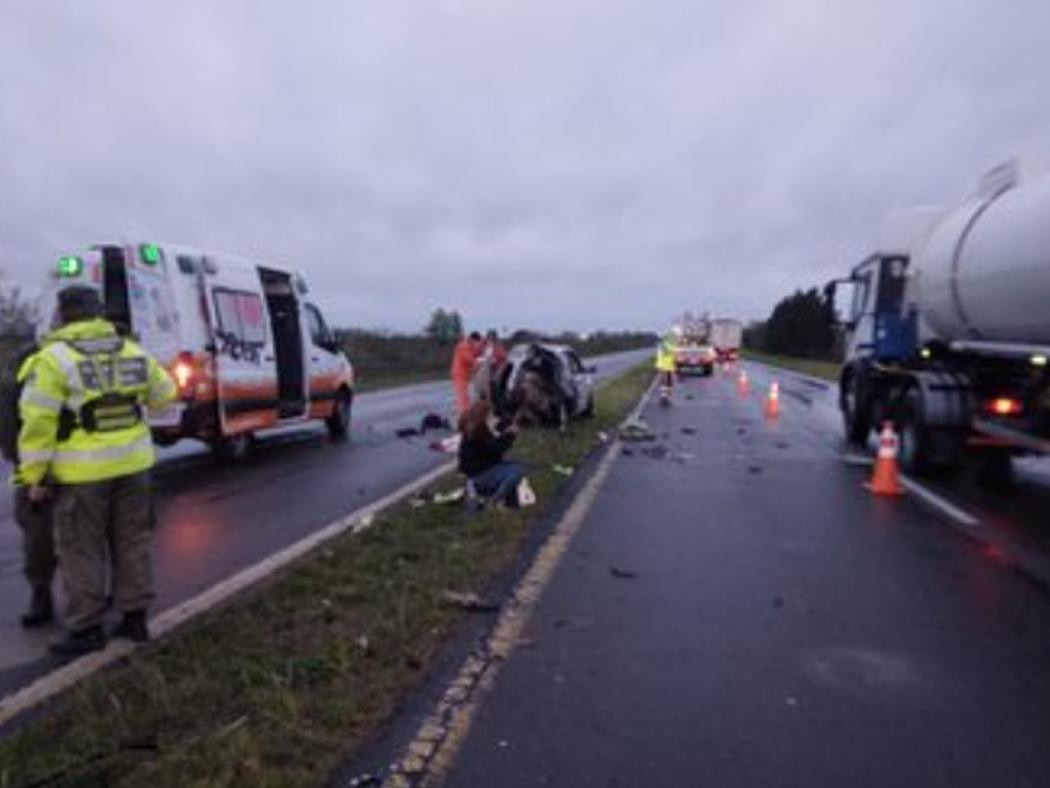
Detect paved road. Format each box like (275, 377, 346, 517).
(0, 349, 650, 696)
(439, 364, 1050, 788)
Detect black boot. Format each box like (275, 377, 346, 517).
(20, 586, 54, 629)
(112, 610, 150, 643)
(48, 625, 106, 657)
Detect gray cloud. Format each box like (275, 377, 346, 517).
(2, 0, 1048, 332)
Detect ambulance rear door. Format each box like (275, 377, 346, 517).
(200, 256, 279, 436)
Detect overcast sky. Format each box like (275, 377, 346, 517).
(1, 1, 1047, 333)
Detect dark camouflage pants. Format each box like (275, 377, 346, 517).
(54, 472, 155, 631)
(13, 486, 56, 590)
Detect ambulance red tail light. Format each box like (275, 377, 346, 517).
(985, 397, 1023, 417)
(173, 352, 195, 393)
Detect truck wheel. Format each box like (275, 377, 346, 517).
(212, 432, 252, 463)
(842, 373, 871, 446)
(896, 387, 930, 474)
(326, 389, 352, 440)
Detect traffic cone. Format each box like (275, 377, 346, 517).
(764, 381, 780, 418)
(865, 422, 905, 496)
(737, 370, 749, 397)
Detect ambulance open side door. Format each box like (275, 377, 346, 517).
(200, 257, 279, 436)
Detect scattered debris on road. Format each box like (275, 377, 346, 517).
(609, 566, 638, 579)
(441, 590, 501, 612)
(748, 465, 763, 475)
(620, 417, 657, 442)
(681, 427, 698, 435)
(552, 464, 575, 476)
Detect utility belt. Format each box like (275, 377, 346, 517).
(57, 392, 144, 440)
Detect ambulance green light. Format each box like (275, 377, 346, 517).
(140, 243, 161, 265)
(57, 256, 83, 277)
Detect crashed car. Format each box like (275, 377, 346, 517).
(674, 342, 716, 376)
(492, 343, 596, 427)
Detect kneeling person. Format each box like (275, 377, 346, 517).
(18, 287, 176, 657)
(458, 401, 523, 507)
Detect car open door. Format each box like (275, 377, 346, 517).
(200, 258, 279, 435)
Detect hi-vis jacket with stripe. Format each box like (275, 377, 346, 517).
(17, 319, 177, 486)
(655, 337, 677, 373)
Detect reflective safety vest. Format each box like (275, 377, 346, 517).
(17, 319, 177, 486)
(655, 339, 676, 373)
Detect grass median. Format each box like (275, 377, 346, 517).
(741, 349, 840, 383)
(0, 363, 654, 788)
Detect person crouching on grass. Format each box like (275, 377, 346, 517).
(458, 400, 523, 507)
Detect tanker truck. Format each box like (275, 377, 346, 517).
(825, 161, 1050, 480)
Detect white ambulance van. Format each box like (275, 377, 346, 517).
(39, 242, 355, 458)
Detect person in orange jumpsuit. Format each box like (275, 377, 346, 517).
(451, 331, 483, 416)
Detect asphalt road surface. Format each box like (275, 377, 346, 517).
(0, 349, 650, 698)
(438, 363, 1050, 788)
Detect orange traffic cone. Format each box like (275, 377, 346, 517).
(764, 381, 780, 418)
(737, 370, 749, 397)
(865, 422, 905, 496)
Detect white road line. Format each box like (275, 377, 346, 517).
(382, 381, 657, 788)
(840, 452, 981, 528)
(0, 363, 648, 728)
(0, 460, 456, 728)
(897, 474, 981, 528)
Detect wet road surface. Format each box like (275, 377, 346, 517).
(439, 365, 1050, 788)
(0, 349, 650, 697)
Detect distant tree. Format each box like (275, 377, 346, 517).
(762, 288, 835, 359)
(0, 277, 36, 338)
(424, 308, 463, 345)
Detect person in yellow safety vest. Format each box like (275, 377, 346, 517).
(18, 286, 177, 657)
(655, 335, 677, 399)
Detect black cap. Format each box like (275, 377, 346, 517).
(57, 286, 103, 323)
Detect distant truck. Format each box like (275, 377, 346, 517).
(825, 162, 1050, 480)
(38, 242, 355, 459)
(708, 318, 743, 361)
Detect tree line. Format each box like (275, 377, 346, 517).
(744, 287, 840, 360)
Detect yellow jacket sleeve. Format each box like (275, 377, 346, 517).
(17, 354, 67, 486)
(145, 356, 177, 411)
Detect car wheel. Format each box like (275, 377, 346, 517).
(326, 389, 353, 440)
(212, 432, 252, 463)
(581, 393, 595, 418)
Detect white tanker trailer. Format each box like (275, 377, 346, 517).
(826, 161, 1050, 480)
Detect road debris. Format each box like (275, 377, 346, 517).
(429, 434, 462, 454)
(421, 412, 451, 432)
(395, 427, 421, 439)
(641, 445, 670, 460)
(433, 488, 466, 505)
(748, 465, 763, 475)
(552, 464, 575, 477)
(681, 427, 698, 435)
(609, 566, 638, 579)
(441, 590, 501, 612)
(518, 477, 537, 507)
(597, 431, 610, 444)
(619, 417, 656, 442)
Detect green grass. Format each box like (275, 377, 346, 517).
(0, 364, 654, 788)
(741, 349, 841, 383)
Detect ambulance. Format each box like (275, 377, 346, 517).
(39, 242, 355, 459)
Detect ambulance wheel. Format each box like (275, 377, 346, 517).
(212, 432, 252, 462)
(327, 389, 352, 439)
